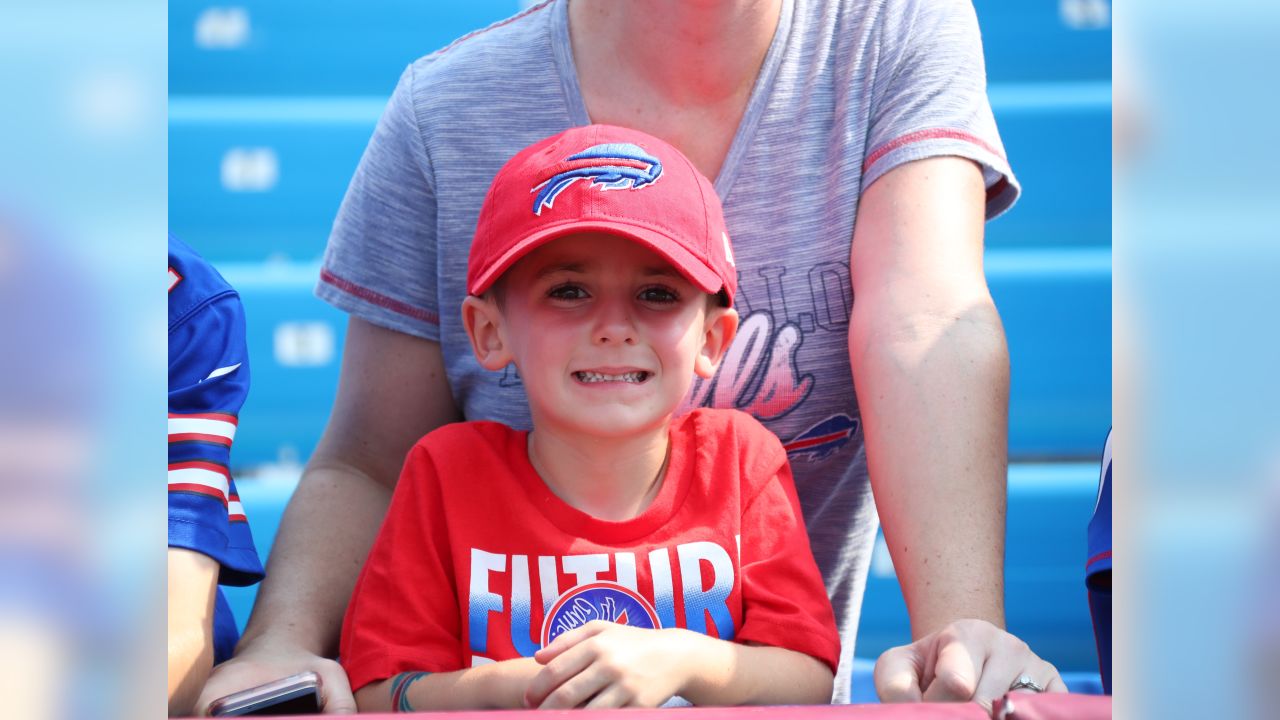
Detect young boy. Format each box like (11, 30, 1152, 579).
(340, 125, 839, 711)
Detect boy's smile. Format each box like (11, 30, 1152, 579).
(465, 232, 736, 441)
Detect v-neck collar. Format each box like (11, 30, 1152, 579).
(551, 0, 795, 203)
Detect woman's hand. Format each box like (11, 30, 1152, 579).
(195, 643, 355, 716)
(874, 618, 1067, 710)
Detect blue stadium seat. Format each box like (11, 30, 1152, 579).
(169, 112, 377, 263)
(989, 248, 1111, 459)
(169, 0, 524, 96)
(974, 0, 1111, 83)
(220, 261, 345, 467)
(988, 84, 1111, 249)
(855, 462, 1105, 675)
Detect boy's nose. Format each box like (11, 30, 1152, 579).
(592, 299, 637, 346)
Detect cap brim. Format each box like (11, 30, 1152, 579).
(469, 219, 724, 298)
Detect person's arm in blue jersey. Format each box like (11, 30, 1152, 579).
(168, 245, 265, 717)
(195, 319, 462, 715)
(849, 157, 1067, 710)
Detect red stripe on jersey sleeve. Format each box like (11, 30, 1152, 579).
(169, 432, 234, 447)
(168, 460, 231, 476)
(168, 412, 239, 425)
(168, 483, 230, 505)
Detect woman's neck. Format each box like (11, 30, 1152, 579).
(527, 424, 671, 522)
(568, 0, 782, 107)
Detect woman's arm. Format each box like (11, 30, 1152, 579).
(850, 155, 1007, 637)
(196, 318, 462, 715)
(850, 156, 1061, 706)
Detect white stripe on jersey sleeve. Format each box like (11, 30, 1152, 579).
(168, 416, 237, 442)
(168, 466, 230, 501)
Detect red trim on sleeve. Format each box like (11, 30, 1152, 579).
(168, 412, 239, 425)
(320, 268, 440, 325)
(1086, 549, 1112, 568)
(168, 483, 229, 504)
(228, 493, 247, 522)
(169, 432, 234, 447)
(168, 460, 230, 475)
(863, 128, 1005, 174)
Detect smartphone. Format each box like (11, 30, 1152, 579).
(207, 671, 322, 716)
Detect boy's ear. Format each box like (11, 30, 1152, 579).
(461, 295, 513, 371)
(694, 306, 739, 379)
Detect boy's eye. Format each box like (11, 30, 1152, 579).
(638, 286, 679, 304)
(547, 283, 588, 300)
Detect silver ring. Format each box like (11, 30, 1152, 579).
(1008, 674, 1044, 693)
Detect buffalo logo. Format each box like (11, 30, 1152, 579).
(783, 413, 860, 461)
(532, 143, 662, 215)
(540, 581, 661, 647)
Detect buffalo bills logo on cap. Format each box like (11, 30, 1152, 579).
(540, 581, 662, 646)
(531, 143, 663, 216)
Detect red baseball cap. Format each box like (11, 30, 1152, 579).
(467, 124, 737, 306)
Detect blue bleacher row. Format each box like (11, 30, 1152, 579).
(224, 461, 1107, 697)
(221, 248, 1110, 468)
(169, 85, 1110, 264)
(169, 0, 1110, 97)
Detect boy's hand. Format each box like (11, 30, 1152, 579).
(525, 621, 691, 708)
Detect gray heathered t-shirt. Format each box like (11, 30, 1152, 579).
(317, 0, 1017, 703)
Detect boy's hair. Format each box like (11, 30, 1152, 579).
(467, 124, 738, 308)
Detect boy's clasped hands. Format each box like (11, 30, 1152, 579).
(526, 621, 711, 708)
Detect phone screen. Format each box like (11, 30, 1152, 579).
(230, 686, 320, 716)
(208, 672, 322, 717)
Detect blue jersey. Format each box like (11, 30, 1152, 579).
(1087, 429, 1112, 693)
(168, 233, 265, 663)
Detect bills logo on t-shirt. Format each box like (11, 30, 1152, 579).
(783, 413, 859, 461)
(540, 582, 662, 646)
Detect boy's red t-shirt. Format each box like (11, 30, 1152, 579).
(340, 408, 840, 692)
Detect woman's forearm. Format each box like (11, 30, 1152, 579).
(850, 298, 1009, 636)
(237, 462, 393, 655)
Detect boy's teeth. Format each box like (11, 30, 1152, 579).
(576, 371, 647, 383)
